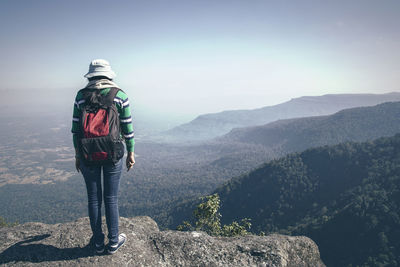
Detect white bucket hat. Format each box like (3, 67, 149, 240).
(84, 59, 116, 79)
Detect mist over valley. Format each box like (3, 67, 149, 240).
(1, 93, 399, 217)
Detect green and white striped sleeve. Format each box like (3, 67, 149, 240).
(71, 91, 84, 149)
(114, 90, 135, 153)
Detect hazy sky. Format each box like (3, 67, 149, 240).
(1, 0, 399, 122)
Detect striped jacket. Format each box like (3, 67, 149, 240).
(71, 88, 135, 153)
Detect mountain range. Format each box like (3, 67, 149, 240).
(160, 92, 400, 142)
(220, 100, 400, 151)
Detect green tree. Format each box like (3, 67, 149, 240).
(178, 193, 251, 237)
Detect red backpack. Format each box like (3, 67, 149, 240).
(78, 87, 124, 165)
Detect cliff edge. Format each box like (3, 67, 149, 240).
(0, 216, 325, 266)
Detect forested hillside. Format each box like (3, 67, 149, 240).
(221, 101, 400, 152)
(202, 134, 400, 266)
(161, 92, 400, 142)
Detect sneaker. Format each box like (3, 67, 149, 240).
(107, 233, 126, 254)
(95, 242, 105, 254)
(89, 236, 105, 254)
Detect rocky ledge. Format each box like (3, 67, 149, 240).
(0, 216, 325, 266)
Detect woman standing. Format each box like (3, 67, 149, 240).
(71, 59, 135, 254)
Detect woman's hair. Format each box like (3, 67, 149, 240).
(88, 76, 112, 81)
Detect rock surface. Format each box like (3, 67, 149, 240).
(0, 216, 325, 266)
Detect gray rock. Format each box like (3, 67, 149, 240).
(0, 216, 325, 266)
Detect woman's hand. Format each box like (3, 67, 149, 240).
(126, 152, 135, 171)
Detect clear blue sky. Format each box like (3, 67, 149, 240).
(1, 0, 399, 121)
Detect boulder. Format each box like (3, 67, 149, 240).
(0, 216, 325, 266)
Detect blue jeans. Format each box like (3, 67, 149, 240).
(81, 159, 122, 245)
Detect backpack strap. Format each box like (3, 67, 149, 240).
(103, 87, 120, 107)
